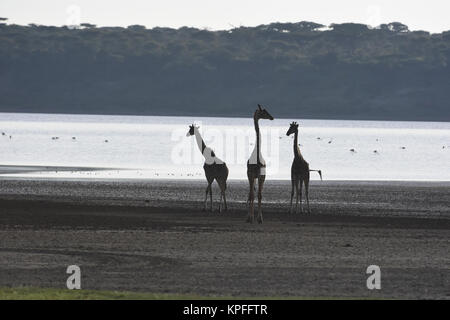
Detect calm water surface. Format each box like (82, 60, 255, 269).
(0, 113, 449, 181)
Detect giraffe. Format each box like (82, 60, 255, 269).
(286, 121, 322, 213)
(186, 124, 229, 212)
(247, 104, 274, 223)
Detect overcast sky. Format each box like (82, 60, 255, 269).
(1, 0, 449, 33)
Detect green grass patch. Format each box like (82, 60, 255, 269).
(0, 287, 374, 300)
(0, 287, 214, 300)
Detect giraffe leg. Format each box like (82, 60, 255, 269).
(299, 180, 303, 213)
(220, 180, 227, 211)
(218, 187, 223, 213)
(203, 183, 211, 211)
(218, 179, 227, 213)
(223, 189, 227, 211)
(295, 179, 300, 214)
(305, 179, 311, 213)
(289, 177, 295, 214)
(209, 184, 213, 212)
(257, 175, 265, 224)
(247, 177, 255, 223)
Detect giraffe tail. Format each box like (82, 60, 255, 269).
(310, 169, 323, 181)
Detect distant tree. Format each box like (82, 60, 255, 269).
(127, 24, 146, 31)
(192, 29, 214, 40)
(264, 22, 294, 32)
(442, 31, 450, 40)
(379, 22, 409, 33)
(178, 26, 197, 32)
(257, 21, 324, 33)
(0, 17, 7, 21)
(81, 23, 96, 29)
(330, 23, 369, 34)
(412, 30, 430, 37)
(294, 21, 324, 31)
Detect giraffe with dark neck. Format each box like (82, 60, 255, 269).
(286, 121, 322, 213)
(246, 104, 274, 223)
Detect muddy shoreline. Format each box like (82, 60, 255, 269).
(0, 179, 449, 299)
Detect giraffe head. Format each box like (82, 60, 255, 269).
(254, 104, 274, 121)
(186, 124, 199, 137)
(286, 121, 299, 136)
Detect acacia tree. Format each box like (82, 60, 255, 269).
(81, 23, 96, 29)
(127, 25, 146, 31)
(380, 22, 409, 33)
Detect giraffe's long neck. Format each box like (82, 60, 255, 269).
(194, 129, 207, 155)
(293, 130, 303, 160)
(254, 116, 261, 166)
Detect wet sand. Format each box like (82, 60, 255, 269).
(0, 178, 449, 299)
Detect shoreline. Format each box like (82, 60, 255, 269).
(0, 164, 119, 175)
(1, 170, 450, 186)
(2, 110, 450, 123)
(0, 178, 448, 218)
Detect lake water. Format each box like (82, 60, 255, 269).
(0, 112, 449, 181)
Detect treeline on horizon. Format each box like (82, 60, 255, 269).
(1, 18, 450, 121)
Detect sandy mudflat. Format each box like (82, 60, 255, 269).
(0, 178, 449, 299)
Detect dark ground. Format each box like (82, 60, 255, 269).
(0, 178, 449, 299)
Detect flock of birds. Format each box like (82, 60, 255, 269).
(2, 130, 448, 155)
(50, 136, 109, 143)
(1, 129, 448, 180)
(276, 134, 439, 154)
(2, 129, 448, 156)
(2, 131, 110, 144)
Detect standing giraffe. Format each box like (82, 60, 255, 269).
(286, 121, 322, 213)
(186, 124, 229, 212)
(247, 104, 274, 223)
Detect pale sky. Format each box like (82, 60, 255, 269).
(1, 0, 449, 33)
